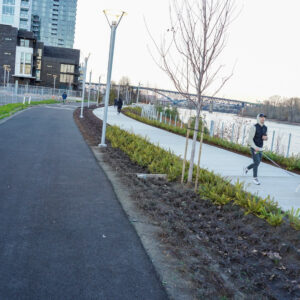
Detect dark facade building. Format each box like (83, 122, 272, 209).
(40, 46, 80, 89)
(0, 25, 18, 82)
(0, 24, 80, 89)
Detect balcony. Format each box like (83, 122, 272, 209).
(21, 1, 30, 8)
(20, 14, 29, 19)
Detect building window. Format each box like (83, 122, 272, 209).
(3, 0, 16, 4)
(4, 37, 12, 41)
(21, 0, 29, 7)
(19, 52, 32, 75)
(60, 74, 74, 83)
(4, 52, 11, 55)
(2, 3, 15, 25)
(60, 64, 74, 73)
(19, 20, 28, 28)
(36, 60, 41, 69)
(37, 49, 42, 58)
(36, 70, 40, 80)
(47, 65, 53, 68)
(2, 6, 14, 15)
(20, 39, 30, 47)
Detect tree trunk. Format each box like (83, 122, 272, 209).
(187, 105, 201, 183)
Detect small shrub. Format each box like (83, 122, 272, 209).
(105, 124, 298, 230)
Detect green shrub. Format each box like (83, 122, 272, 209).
(122, 106, 300, 172)
(105, 124, 297, 230)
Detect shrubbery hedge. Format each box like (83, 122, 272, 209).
(123, 107, 300, 172)
(106, 125, 300, 230)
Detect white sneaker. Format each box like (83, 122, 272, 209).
(253, 178, 260, 185)
(243, 167, 249, 175)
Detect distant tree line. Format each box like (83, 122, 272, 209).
(242, 96, 300, 123)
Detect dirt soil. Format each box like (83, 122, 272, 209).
(74, 106, 300, 300)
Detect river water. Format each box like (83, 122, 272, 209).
(178, 109, 300, 156)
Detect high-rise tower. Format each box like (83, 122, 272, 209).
(0, 0, 32, 31)
(31, 0, 77, 48)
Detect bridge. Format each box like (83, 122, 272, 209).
(89, 82, 258, 114)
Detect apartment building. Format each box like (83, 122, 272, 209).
(0, 0, 32, 31)
(31, 0, 77, 48)
(0, 24, 80, 89)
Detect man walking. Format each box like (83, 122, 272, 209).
(117, 97, 123, 114)
(62, 91, 67, 104)
(244, 113, 268, 185)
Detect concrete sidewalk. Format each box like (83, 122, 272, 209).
(94, 106, 300, 211)
(0, 104, 167, 300)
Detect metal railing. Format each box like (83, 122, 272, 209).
(0, 83, 100, 105)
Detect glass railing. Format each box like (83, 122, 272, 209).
(21, 1, 30, 7)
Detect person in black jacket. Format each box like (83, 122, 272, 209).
(244, 113, 268, 185)
(62, 91, 67, 104)
(117, 97, 123, 114)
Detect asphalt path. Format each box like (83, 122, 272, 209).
(0, 104, 167, 300)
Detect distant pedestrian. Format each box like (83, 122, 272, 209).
(117, 97, 123, 114)
(62, 91, 67, 104)
(244, 113, 268, 185)
(114, 98, 118, 108)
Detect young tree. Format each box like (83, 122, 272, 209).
(119, 76, 131, 86)
(148, 0, 235, 182)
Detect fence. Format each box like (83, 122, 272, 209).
(140, 105, 296, 158)
(0, 83, 100, 106)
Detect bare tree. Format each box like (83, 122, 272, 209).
(147, 0, 235, 183)
(119, 76, 131, 86)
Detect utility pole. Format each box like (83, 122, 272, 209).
(53, 75, 57, 95)
(80, 54, 90, 118)
(99, 10, 126, 147)
(88, 70, 92, 108)
(97, 75, 101, 106)
(6, 67, 11, 87)
(136, 82, 141, 103)
(3, 65, 9, 87)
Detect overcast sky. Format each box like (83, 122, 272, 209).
(74, 0, 300, 102)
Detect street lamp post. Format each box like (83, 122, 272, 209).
(6, 67, 11, 87)
(99, 9, 126, 147)
(117, 84, 120, 100)
(136, 82, 141, 103)
(97, 75, 102, 106)
(80, 54, 90, 118)
(3, 65, 9, 87)
(88, 70, 92, 108)
(53, 75, 57, 95)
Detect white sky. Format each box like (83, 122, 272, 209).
(74, 0, 300, 102)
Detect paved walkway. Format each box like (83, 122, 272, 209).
(0, 104, 167, 300)
(94, 106, 300, 211)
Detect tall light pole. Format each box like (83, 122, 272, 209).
(136, 82, 141, 103)
(53, 75, 57, 94)
(97, 75, 102, 106)
(3, 65, 9, 87)
(80, 54, 90, 118)
(99, 9, 126, 147)
(6, 67, 11, 87)
(88, 69, 92, 108)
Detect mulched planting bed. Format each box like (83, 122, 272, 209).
(74, 106, 300, 300)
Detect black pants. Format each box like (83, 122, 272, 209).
(247, 148, 262, 178)
(118, 107, 122, 113)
